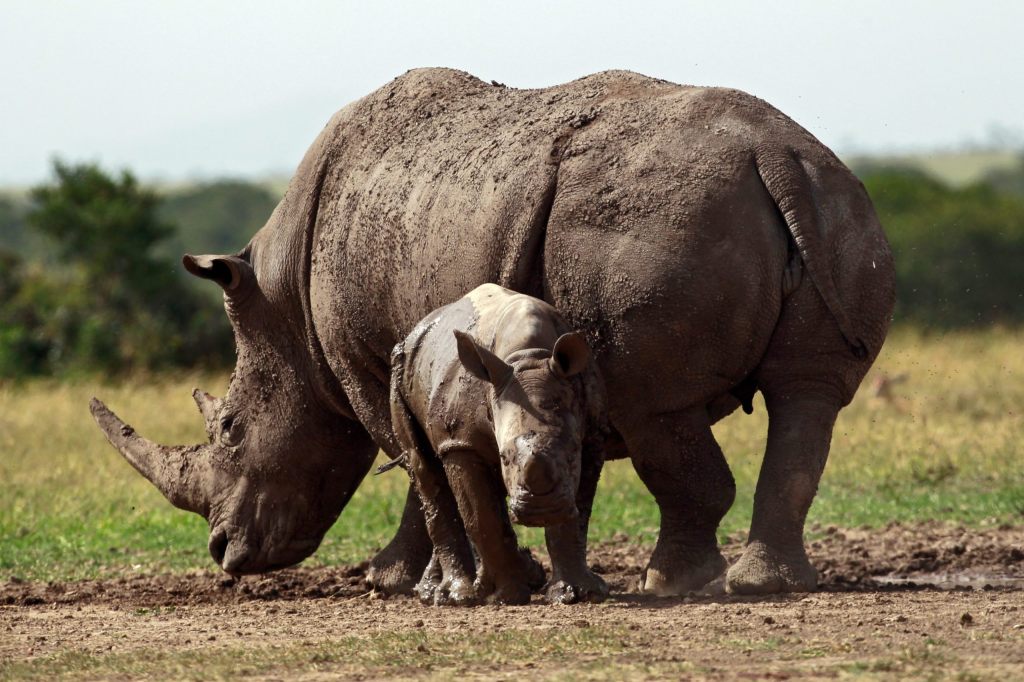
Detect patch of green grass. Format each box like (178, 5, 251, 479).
(1, 330, 1022, 581)
(840, 641, 956, 679)
(0, 627, 627, 681)
(721, 636, 787, 652)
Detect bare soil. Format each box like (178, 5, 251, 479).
(2, 522, 1022, 679)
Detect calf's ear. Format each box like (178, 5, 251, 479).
(182, 254, 254, 292)
(550, 332, 590, 378)
(454, 330, 513, 387)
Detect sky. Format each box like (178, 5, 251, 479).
(2, 0, 1022, 185)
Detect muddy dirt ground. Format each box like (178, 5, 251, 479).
(2, 522, 1022, 679)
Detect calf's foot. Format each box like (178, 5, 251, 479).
(433, 573, 479, 606)
(413, 555, 443, 604)
(546, 569, 609, 604)
(725, 541, 817, 594)
(520, 548, 547, 591)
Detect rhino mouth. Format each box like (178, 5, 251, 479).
(208, 525, 322, 576)
(508, 489, 578, 527)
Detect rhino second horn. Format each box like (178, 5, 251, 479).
(191, 388, 223, 443)
(89, 398, 214, 517)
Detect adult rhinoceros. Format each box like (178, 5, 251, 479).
(91, 68, 894, 595)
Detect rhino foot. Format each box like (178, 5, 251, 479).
(546, 570, 609, 604)
(366, 528, 433, 595)
(485, 580, 532, 605)
(640, 547, 727, 596)
(520, 547, 547, 591)
(366, 489, 434, 595)
(725, 541, 817, 595)
(470, 555, 537, 606)
(414, 554, 481, 606)
(366, 553, 425, 595)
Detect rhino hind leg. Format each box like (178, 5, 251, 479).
(625, 407, 735, 596)
(365, 487, 434, 595)
(726, 393, 839, 595)
(727, 258, 885, 595)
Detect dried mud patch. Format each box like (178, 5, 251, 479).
(2, 523, 1022, 679)
(2, 521, 1021, 609)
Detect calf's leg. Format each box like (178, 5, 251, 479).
(407, 449, 477, 605)
(544, 442, 608, 603)
(443, 450, 536, 605)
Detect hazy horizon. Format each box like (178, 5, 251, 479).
(3, 1, 1022, 185)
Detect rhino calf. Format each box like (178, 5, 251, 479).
(387, 283, 608, 605)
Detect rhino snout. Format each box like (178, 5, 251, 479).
(208, 524, 322, 575)
(208, 527, 251, 575)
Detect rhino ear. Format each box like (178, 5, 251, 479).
(455, 330, 513, 387)
(182, 254, 253, 292)
(550, 332, 590, 378)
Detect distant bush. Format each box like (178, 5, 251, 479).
(158, 180, 278, 258)
(0, 196, 40, 260)
(982, 154, 1024, 197)
(0, 161, 233, 377)
(0, 250, 54, 376)
(861, 166, 1024, 328)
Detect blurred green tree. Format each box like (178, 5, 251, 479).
(0, 160, 233, 376)
(159, 179, 278, 257)
(862, 167, 1024, 328)
(982, 153, 1024, 197)
(0, 195, 38, 258)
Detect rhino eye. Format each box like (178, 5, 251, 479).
(538, 397, 560, 411)
(220, 415, 242, 447)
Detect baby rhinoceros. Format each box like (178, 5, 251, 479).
(387, 283, 608, 606)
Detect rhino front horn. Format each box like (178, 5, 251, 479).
(89, 398, 215, 517)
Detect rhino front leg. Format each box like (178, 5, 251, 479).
(365, 486, 435, 595)
(624, 407, 735, 596)
(726, 392, 839, 594)
(544, 443, 608, 604)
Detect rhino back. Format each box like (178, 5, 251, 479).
(293, 68, 873, 431)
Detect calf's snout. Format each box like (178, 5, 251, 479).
(521, 452, 557, 496)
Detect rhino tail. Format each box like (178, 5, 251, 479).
(754, 145, 868, 360)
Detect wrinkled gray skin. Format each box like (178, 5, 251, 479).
(389, 283, 608, 605)
(91, 68, 895, 595)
